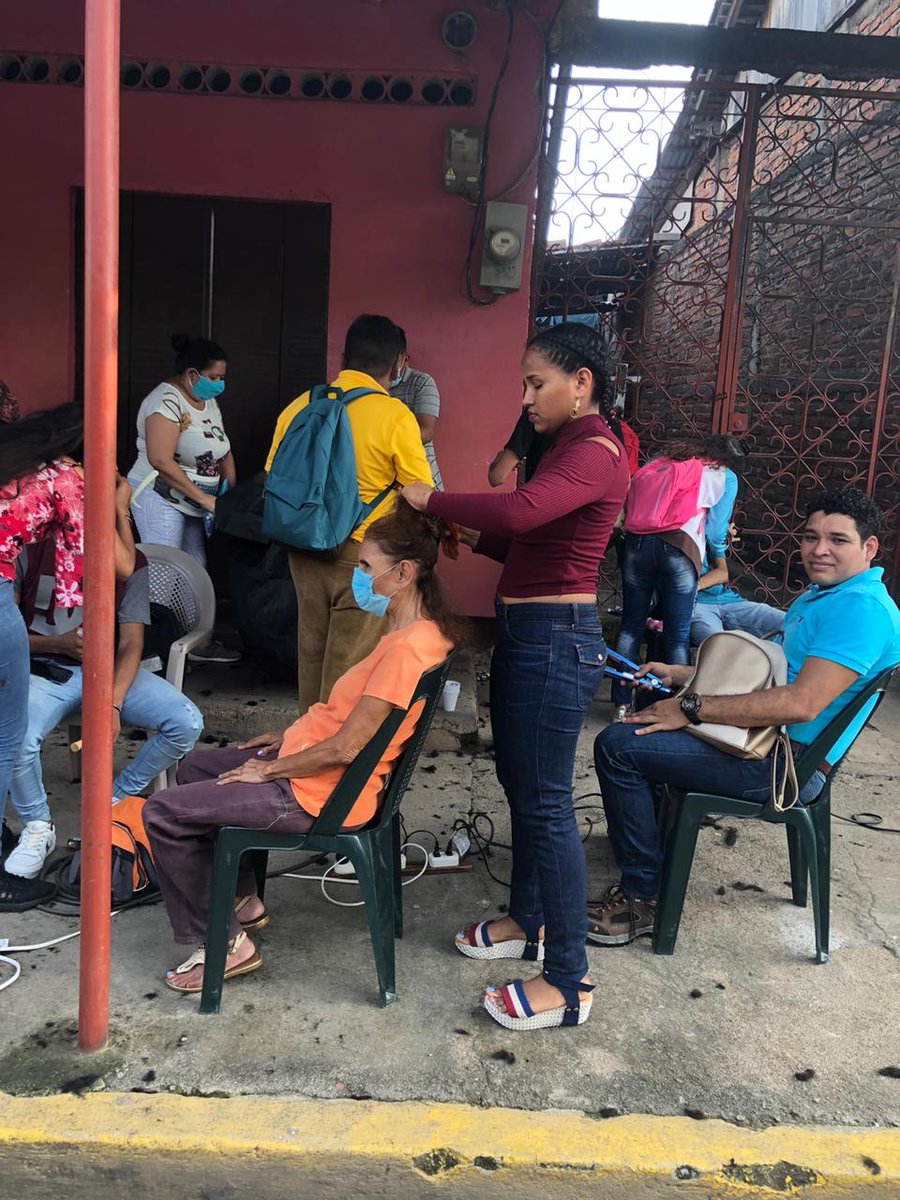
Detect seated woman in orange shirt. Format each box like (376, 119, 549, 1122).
(144, 502, 459, 993)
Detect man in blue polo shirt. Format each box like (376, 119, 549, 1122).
(588, 486, 900, 945)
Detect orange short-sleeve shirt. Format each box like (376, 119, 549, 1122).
(278, 619, 453, 827)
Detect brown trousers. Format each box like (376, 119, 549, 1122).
(144, 746, 313, 944)
(288, 539, 383, 715)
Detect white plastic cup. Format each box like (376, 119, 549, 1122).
(441, 679, 461, 712)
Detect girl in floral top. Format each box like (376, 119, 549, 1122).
(0, 402, 84, 910)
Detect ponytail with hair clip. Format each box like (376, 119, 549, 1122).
(423, 512, 460, 560)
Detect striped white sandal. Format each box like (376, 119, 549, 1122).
(483, 978, 593, 1031)
(455, 920, 544, 962)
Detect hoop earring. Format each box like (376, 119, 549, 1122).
(570, 399, 581, 419)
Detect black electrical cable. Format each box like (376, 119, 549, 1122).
(450, 800, 606, 890)
(493, 0, 569, 201)
(266, 852, 331, 878)
(833, 811, 900, 834)
(402, 828, 441, 854)
(462, 5, 515, 305)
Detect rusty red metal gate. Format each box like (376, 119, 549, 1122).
(535, 76, 900, 603)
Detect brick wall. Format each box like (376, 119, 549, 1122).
(624, 0, 900, 600)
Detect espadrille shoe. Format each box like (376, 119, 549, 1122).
(455, 920, 545, 962)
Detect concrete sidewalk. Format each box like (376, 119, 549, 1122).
(0, 670, 898, 1191)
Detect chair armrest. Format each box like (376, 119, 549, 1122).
(165, 631, 208, 692)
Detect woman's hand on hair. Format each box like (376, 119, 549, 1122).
(399, 482, 434, 512)
(458, 526, 480, 549)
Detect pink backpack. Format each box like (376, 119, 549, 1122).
(625, 457, 704, 534)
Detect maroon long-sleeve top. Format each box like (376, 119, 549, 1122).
(427, 413, 630, 599)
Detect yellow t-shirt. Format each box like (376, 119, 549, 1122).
(264, 368, 433, 541)
(278, 619, 453, 827)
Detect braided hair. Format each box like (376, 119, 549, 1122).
(526, 322, 613, 414)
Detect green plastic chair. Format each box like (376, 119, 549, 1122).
(198, 655, 455, 1014)
(653, 665, 897, 963)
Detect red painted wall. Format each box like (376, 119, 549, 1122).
(0, 0, 553, 612)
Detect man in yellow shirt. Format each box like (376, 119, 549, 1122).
(265, 314, 433, 713)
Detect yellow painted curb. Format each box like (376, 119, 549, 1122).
(0, 1092, 898, 1194)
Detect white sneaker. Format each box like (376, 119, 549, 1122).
(4, 820, 57, 879)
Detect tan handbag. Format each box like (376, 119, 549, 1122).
(676, 631, 798, 810)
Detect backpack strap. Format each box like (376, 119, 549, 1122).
(304, 385, 396, 522)
(340, 387, 397, 517)
(340, 387, 381, 405)
(359, 483, 395, 519)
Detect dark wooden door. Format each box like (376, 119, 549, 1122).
(75, 192, 330, 597)
(211, 199, 331, 480)
(76, 191, 330, 481)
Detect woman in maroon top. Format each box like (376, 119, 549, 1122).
(402, 323, 629, 1030)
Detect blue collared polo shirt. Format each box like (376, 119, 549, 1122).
(783, 567, 900, 763)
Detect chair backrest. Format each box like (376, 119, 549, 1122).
(136, 543, 216, 639)
(309, 655, 455, 838)
(792, 664, 898, 788)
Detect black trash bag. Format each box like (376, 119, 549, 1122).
(224, 538, 298, 681)
(216, 474, 298, 682)
(214, 472, 269, 544)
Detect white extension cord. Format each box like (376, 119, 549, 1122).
(284, 841, 429, 908)
(0, 923, 109, 993)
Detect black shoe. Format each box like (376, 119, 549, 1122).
(1, 820, 14, 861)
(0, 867, 56, 912)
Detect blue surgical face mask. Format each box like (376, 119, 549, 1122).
(351, 564, 397, 618)
(190, 373, 225, 403)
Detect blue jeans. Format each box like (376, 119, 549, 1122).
(491, 600, 606, 989)
(691, 599, 785, 646)
(612, 534, 697, 705)
(593, 723, 826, 900)
(0, 581, 30, 814)
(6, 663, 204, 825)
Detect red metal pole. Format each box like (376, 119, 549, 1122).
(78, 0, 120, 1054)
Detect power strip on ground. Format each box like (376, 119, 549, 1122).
(428, 851, 460, 869)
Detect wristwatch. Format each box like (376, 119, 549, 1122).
(679, 692, 703, 726)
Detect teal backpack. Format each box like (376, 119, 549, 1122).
(262, 385, 394, 551)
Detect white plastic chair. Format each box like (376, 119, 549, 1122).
(68, 544, 216, 792)
(138, 543, 216, 693)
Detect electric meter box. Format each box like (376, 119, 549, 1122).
(480, 200, 528, 292)
(443, 126, 483, 193)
